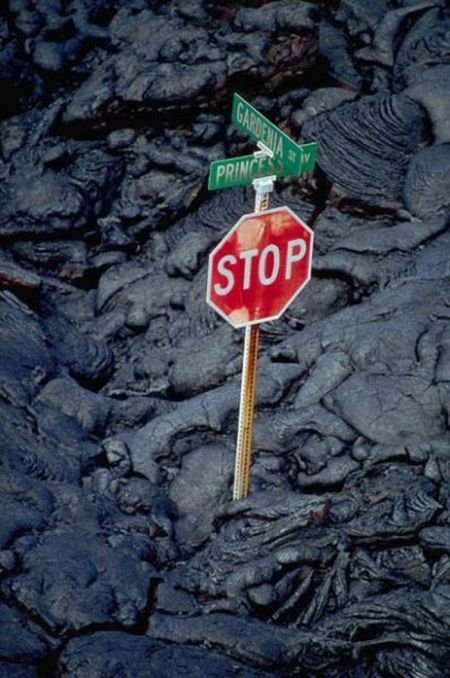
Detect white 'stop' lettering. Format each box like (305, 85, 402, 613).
(214, 240, 307, 295)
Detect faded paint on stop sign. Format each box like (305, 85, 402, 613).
(207, 206, 313, 328)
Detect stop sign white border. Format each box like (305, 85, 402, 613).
(206, 205, 314, 328)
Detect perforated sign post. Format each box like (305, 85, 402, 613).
(206, 93, 317, 501)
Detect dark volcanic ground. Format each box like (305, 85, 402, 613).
(2, 0, 450, 676)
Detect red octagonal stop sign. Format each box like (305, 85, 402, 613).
(207, 206, 313, 328)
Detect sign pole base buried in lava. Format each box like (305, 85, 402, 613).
(233, 175, 274, 501)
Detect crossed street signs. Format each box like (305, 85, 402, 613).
(208, 93, 318, 191)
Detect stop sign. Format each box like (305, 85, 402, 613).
(206, 206, 313, 328)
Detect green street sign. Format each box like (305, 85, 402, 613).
(232, 93, 313, 175)
(208, 144, 317, 190)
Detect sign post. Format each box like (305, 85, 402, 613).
(234, 176, 273, 500)
(234, 317, 260, 500)
(206, 94, 317, 500)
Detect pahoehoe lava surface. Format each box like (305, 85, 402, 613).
(1, 1, 450, 676)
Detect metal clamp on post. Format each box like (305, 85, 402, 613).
(253, 175, 275, 213)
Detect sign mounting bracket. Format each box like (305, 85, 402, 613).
(253, 141, 274, 159)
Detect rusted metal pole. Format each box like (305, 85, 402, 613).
(232, 175, 274, 500)
(233, 322, 260, 500)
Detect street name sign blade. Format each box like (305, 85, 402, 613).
(208, 141, 318, 190)
(298, 141, 318, 173)
(232, 93, 316, 175)
(209, 154, 288, 190)
(207, 206, 314, 328)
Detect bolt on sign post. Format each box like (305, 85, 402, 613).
(206, 93, 317, 500)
